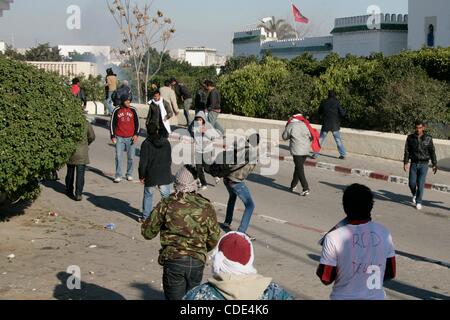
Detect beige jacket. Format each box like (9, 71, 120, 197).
(208, 273, 272, 300)
(160, 86, 179, 126)
(106, 75, 118, 92)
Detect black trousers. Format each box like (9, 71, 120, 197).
(65, 165, 86, 196)
(163, 256, 204, 300)
(291, 155, 309, 191)
(196, 164, 207, 186)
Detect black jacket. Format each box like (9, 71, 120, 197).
(207, 88, 221, 112)
(318, 98, 346, 132)
(146, 99, 173, 137)
(403, 133, 437, 166)
(138, 136, 173, 187)
(175, 84, 192, 100)
(112, 84, 133, 106)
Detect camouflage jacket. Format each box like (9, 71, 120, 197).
(141, 192, 221, 265)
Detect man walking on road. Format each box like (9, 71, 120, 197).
(138, 123, 173, 222)
(403, 120, 438, 210)
(147, 90, 173, 139)
(222, 134, 260, 240)
(104, 68, 118, 115)
(316, 184, 396, 300)
(65, 118, 96, 201)
(283, 114, 312, 196)
(160, 79, 180, 127)
(194, 80, 208, 114)
(313, 91, 346, 160)
(141, 165, 221, 300)
(205, 80, 224, 135)
(171, 77, 193, 126)
(110, 95, 140, 183)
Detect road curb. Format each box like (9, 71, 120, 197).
(272, 155, 450, 194)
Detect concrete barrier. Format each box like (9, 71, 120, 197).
(129, 104, 450, 170)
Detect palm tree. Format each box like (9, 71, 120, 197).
(258, 17, 298, 40)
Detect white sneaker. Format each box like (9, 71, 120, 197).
(215, 177, 221, 184)
(126, 176, 134, 181)
(416, 204, 423, 210)
(301, 190, 310, 196)
(200, 185, 208, 191)
(412, 196, 416, 204)
(114, 177, 122, 183)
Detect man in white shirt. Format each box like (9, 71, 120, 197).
(316, 183, 396, 300)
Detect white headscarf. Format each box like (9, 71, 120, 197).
(150, 98, 172, 134)
(211, 232, 257, 276)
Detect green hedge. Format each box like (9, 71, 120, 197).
(218, 48, 450, 139)
(0, 57, 86, 203)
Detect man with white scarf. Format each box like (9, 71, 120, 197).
(146, 90, 173, 138)
(183, 232, 294, 300)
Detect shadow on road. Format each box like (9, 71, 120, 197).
(0, 200, 33, 222)
(319, 181, 449, 212)
(385, 280, 450, 300)
(129, 282, 165, 300)
(247, 173, 293, 193)
(84, 192, 141, 222)
(54, 272, 126, 300)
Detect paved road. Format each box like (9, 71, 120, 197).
(0, 124, 449, 300)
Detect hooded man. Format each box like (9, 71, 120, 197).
(141, 165, 221, 300)
(189, 111, 221, 190)
(183, 232, 294, 300)
(138, 123, 173, 222)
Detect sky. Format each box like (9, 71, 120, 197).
(0, 0, 408, 55)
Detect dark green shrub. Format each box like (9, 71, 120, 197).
(0, 57, 85, 203)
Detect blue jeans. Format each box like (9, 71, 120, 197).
(224, 179, 255, 233)
(115, 137, 136, 179)
(105, 91, 114, 114)
(142, 184, 172, 219)
(207, 111, 224, 135)
(409, 163, 429, 205)
(314, 130, 346, 158)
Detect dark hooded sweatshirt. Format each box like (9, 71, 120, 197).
(138, 135, 173, 187)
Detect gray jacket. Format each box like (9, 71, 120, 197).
(282, 121, 312, 156)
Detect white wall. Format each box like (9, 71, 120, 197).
(0, 41, 5, 54)
(58, 45, 111, 60)
(379, 31, 408, 56)
(26, 61, 98, 77)
(408, 0, 450, 50)
(233, 41, 262, 57)
(333, 32, 381, 57)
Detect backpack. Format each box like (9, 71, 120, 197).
(112, 85, 131, 106)
(203, 148, 250, 178)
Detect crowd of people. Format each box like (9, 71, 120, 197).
(63, 68, 441, 300)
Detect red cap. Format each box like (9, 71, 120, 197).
(218, 233, 251, 265)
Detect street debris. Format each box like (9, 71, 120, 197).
(88, 245, 97, 249)
(48, 211, 59, 217)
(104, 223, 116, 231)
(7, 254, 15, 262)
(33, 219, 40, 224)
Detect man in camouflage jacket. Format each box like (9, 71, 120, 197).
(141, 165, 221, 300)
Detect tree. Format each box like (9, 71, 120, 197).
(258, 17, 297, 40)
(25, 43, 62, 62)
(107, 0, 175, 103)
(1, 45, 26, 61)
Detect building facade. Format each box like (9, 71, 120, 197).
(58, 45, 112, 61)
(233, 12, 409, 60)
(0, 0, 13, 17)
(408, 0, 450, 50)
(26, 61, 98, 78)
(0, 40, 5, 54)
(171, 46, 227, 68)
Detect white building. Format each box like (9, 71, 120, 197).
(58, 45, 112, 61)
(233, 12, 409, 60)
(408, 0, 450, 50)
(0, 0, 13, 17)
(0, 40, 5, 54)
(332, 14, 408, 57)
(26, 61, 98, 78)
(171, 46, 227, 68)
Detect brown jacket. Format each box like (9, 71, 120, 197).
(106, 75, 118, 92)
(68, 120, 96, 165)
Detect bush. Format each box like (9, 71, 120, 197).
(0, 57, 86, 202)
(374, 70, 450, 138)
(219, 56, 289, 118)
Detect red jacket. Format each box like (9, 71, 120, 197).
(288, 115, 321, 153)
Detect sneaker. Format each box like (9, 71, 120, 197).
(290, 186, 298, 193)
(114, 177, 122, 183)
(75, 194, 83, 202)
(138, 217, 146, 224)
(416, 204, 423, 210)
(300, 190, 310, 196)
(126, 176, 134, 182)
(200, 185, 208, 191)
(215, 177, 221, 184)
(219, 223, 232, 232)
(339, 156, 346, 160)
(412, 196, 416, 204)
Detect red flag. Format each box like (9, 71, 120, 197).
(292, 4, 309, 24)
